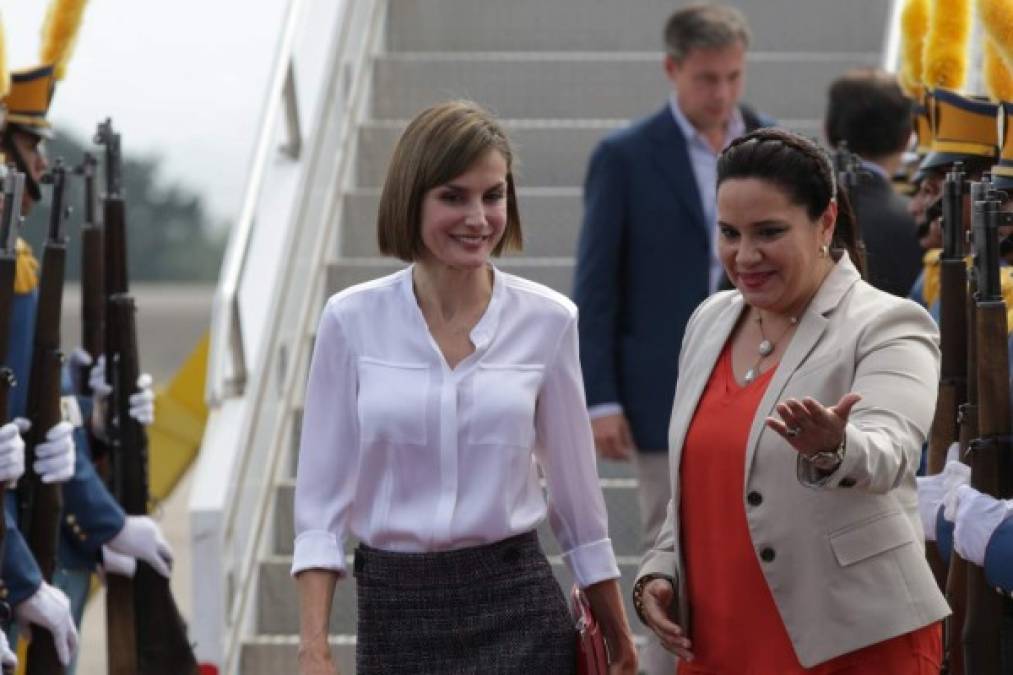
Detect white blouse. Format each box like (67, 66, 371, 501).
(291, 265, 620, 589)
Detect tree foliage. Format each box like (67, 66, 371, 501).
(19, 130, 226, 282)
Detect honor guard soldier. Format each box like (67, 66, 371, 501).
(1, 1, 173, 671)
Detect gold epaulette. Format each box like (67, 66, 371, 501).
(922, 248, 943, 308)
(1000, 266, 1013, 335)
(13, 238, 39, 293)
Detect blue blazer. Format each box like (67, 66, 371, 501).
(573, 104, 771, 451)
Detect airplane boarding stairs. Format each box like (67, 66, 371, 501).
(189, 1, 894, 672)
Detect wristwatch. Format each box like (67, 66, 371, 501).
(632, 573, 674, 626)
(804, 437, 847, 472)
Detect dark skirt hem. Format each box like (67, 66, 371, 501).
(353, 531, 577, 675)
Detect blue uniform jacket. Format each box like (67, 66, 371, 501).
(2, 290, 126, 606)
(935, 505, 1013, 596)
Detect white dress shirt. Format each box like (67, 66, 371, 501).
(291, 265, 621, 589)
(668, 94, 745, 294)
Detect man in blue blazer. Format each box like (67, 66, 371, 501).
(573, 7, 772, 671)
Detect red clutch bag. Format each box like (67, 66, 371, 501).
(572, 585, 609, 675)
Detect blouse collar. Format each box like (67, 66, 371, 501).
(400, 262, 505, 352)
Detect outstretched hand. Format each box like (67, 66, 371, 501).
(766, 393, 861, 458)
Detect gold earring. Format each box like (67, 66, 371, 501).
(819, 244, 829, 258)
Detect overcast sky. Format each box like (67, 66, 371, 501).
(3, 0, 288, 226)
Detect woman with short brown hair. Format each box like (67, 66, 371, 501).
(293, 100, 637, 675)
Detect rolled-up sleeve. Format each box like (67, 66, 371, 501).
(534, 313, 620, 588)
(291, 302, 360, 576)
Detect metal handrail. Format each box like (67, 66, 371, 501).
(205, 0, 306, 406)
(881, 0, 903, 73)
(191, 0, 386, 669)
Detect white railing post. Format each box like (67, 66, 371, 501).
(189, 0, 384, 671)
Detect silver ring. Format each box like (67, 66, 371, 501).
(785, 426, 801, 437)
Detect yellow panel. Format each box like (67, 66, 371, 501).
(147, 333, 210, 502)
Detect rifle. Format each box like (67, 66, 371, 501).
(20, 159, 70, 675)
(831, 142, 869, 267)
(96, 119, 198, 675)
(928, 163, 968, 476)
(936, 167, 976, 672)
(832, 141, 869, 194)
(0, 168, 25, 663)
(961, 187, 1013, 674)
(924, 164, 969, 673)
(76, 152, 103, 392)
(74, 152, 109, 485)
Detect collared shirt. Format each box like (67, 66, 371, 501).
(859, 158, 890, 182)
(291, 266, 621, 588)
(669, 94, 745, 294)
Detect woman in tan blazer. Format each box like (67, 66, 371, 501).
(633, 129, 949, 674)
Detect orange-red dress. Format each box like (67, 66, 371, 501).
(677, 344, 941, 675)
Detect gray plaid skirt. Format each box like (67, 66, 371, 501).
(353, 530, 576, 674)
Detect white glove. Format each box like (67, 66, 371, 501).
(32, 421, 76, 484)
(940, 460, 972, 521)
(14, 582, 79, 666)
(0, 419, 27, 484)
(88, 356, 155, 426)
(106, 515, 173, 578)
(953, 485, 1013, 566)
(916, 472, 946, 541)
(0, 629, 16, 669)
(85, 353, 113, 399)
(129, 374, 155, 426)
(100, 544, 137, 579)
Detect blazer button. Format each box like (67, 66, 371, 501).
(747, 491, 763, 506)
(839, 477, 857, 488)
(760, 547, 776, 563)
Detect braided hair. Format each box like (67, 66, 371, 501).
(716, 128, 866, 277)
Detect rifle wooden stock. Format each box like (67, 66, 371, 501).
(0, 249, 15, 565)
(105, 574, 137, 675)
(962, 300, 1009, 674)
(943, 266, 978, 675)
(21, 237, 66, 675)
(928, 259, 968, 474)
(105, 296, 197, 674)
(96, 121, 197, 673)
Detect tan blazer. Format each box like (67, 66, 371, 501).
(637, 254, 950, 667)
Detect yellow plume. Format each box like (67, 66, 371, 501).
(39, 0, 89, 81)
(0, 16, 9, 100)
(984, 39, 1013, 101)
(922, 0, 972, 90)
(979, 0, 1013, 77)
(899, 0, 930, 96)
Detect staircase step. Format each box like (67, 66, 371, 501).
(386, 0, 890, 54)
(371, 52, 878, 122)
(326, 258, 574, 297)
(356, 119, 820, 189)
(356, 120, 621, 188)
(257, 554, 643, 635)
(274, 478, 643, 558)
(341, 188, 582, 257)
